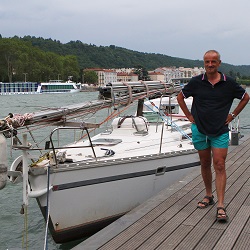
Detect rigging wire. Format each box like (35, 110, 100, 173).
(143, 97, 192, 141)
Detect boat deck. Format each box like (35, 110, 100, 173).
(73, 135, 250, 250)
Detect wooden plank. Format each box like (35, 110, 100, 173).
(156, 225, 193, 250)
(212, 175, 250, 231)
(213, 205, 250, 250)
(167, 167, 250, 249)
(232, 232, 250, 250)
(173, 209, 217, 250)
(75, 169, 202, 250)
(194, 228, 224, 250)
(139, 142, 250, 249)
(118, 221, 166, 250)
(74, 136, 250, 250)
(133, 211, 194, 250)
(98, 173, 206, 249)
(184, 158, 250, 227)
(124, 180, 220, 250)
(174, 196, 249, 250)
(233, 213, 250, 249)
(100, 158, 248, 249)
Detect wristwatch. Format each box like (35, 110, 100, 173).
(230, 113, 236, 119)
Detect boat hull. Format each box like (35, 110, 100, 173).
(30, 150, 199, 243)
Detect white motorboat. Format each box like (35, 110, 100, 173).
(0, 81, 200, 243)
(0, 80, 80, 95)
(38, 80, 80, 93)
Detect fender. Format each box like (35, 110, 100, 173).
(0, 133, 8, 190)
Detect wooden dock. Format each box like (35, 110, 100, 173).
(73, 135, 250, 250)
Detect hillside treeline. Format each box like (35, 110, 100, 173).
(1, 35, 250, 83)
(0, 37, 80, 82)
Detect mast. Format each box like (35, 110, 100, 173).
(0, 81, 182, 130)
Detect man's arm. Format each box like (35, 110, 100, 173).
(225, 92, 250, 124)
(177, 92, 195, 123)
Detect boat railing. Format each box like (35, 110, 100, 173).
(9, 121, 101, 169)
(45, 122, 100, 166)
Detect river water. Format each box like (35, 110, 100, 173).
(0, 90, 250, 250)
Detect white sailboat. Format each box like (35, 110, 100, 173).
(0, 81, 199, 243)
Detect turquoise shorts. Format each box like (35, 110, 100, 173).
(191, 124, 229, 150)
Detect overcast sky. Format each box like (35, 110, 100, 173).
(1, 0, 249, 66)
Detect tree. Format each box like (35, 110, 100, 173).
(0, 39, 20, 82)
(133, 65, 150, 80)
(83, 70, 98, 84)
(229, 70, 235, 78)
(0, 38, 80, 82)
(62, 55, 80, 81)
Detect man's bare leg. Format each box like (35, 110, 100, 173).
(212, 147, 228, 219)
(197, 147, 213, 207)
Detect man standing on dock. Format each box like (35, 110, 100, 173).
(177, 50, 249, 222)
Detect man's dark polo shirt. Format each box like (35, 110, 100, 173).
(181, 72, 246, 137)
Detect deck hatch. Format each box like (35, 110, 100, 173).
(91, 138, 122, 146)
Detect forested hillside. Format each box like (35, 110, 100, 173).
(20, 36, 250, 75)
(1, 35, 250, 82)
(0, 37, 80, 82)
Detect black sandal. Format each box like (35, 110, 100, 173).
(216, 207, 228, 222)
(197, 195, 214, 209)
